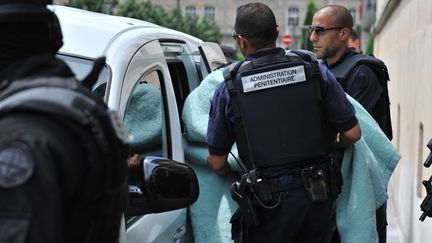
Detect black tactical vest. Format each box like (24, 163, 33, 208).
(0, 76, 129, 243)
(224, 51, 331, 170)
(330, 53, 393, 140)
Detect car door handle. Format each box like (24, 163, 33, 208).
(173, 225, 186, 242)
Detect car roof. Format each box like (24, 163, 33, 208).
(54, 5, 202, 59)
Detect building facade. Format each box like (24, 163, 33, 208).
(55, 0, 361, 49)
(113, 0, 361, 49)
(373, 0, 432, 242)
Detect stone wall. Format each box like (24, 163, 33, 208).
(374, 0, 432, 242)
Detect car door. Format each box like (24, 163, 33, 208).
(198, 42, 229, 74)
(118, 40, 187, 243)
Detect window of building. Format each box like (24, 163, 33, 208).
(288, 7, 299, 26)
(185, 5, 196, 17)
(204, 6, 215, 21)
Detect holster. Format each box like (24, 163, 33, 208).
(301, 166, 329, 202)
(230, 173, 260, 228)
(328, 156, 343, 199)
(230, 209, 249, 243)
(300, 156, 343, 202)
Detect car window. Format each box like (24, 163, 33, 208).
(57, 53, 110, 96)
(123, 70, 164, 159)
(161, 42, 201, 110)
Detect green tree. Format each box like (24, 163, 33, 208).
(199, 19, 222, 43)
(116, 0, 174, 26)
(67, 0, 118, 13)
(116, 0, 222, 43)
(366, 35, 374, 55)
(301, 0, 316, 51)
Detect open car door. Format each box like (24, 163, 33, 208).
(198, 42, 228, 74)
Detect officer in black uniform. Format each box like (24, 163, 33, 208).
(206, 2, 361, 243)
(0, 1, 129, 242)
(310, 5, 391, 243)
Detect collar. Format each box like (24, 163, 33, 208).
(246, 47, 286, 61)
(326, 47, 357, 69)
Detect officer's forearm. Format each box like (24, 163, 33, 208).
(336, 123, 361, 148)
(207, 153, 229, 175)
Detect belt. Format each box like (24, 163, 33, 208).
(266, 174, 304, 193)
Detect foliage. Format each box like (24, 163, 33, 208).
(236, 52, 245, 61)
(116, 0, 222, 43)
(301, 0, 316, 51)
(366, 35, 374, 55)
(116, 0, 175, 27)
(67, 0, 118, 14)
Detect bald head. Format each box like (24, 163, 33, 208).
(310, 5, 353, 65)
(316, 5, 353, 29)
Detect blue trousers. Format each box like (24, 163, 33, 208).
(248, 187, 335, 243)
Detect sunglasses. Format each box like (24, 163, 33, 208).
(232, 32, 248, 40)
(308, 26, 345, 36)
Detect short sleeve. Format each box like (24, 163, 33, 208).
(206, 82, 235, 155)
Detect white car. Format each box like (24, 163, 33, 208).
(54, 5, 227, 243)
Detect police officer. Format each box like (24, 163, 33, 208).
(206, 2, 361, 243)
(310, 5, 391, 243)
(0, 1, 128, 242)
(348, 29, 361, 53)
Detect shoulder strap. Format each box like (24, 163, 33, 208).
(289, 49, 318, 63)
(290, 50, 323, 100)
(331, 54, 390, 82)
(223, 61, 245, 119)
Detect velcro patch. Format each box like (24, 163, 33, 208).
(0, 144, 34, 188)
(241, 65, 306, 93)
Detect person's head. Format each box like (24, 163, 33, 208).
(348, 29, 361, 53)
(309, 5, 353, 65)
(0, 0, 63, 71)
(233, 2, 278, 56)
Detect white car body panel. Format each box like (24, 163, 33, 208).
(54, 5, 216, 243)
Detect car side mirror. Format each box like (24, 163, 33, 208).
(126, 156, 199, 216)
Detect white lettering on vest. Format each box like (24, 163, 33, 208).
(241, 65, 307, 93)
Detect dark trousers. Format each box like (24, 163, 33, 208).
(376, 202, 388, 243)
(248, 187, 335, 243)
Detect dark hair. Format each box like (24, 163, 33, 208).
(350, 29, 359, 40)
(319, 5, 353, 30)
(234, 2, 278, 49)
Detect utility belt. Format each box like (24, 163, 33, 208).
(230, 156, 342, 228)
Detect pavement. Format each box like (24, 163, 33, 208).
(387, 189, 404, 243)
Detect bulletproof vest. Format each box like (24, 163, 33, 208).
(0, 76, 129, 242)
(224, 51, 330, 170)
(330, 53, 393, 140)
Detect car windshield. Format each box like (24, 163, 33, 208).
(57, 53, 110, 96)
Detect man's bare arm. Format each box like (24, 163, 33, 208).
(207, 153, 230, 175)
(336, 123, 361, 148)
